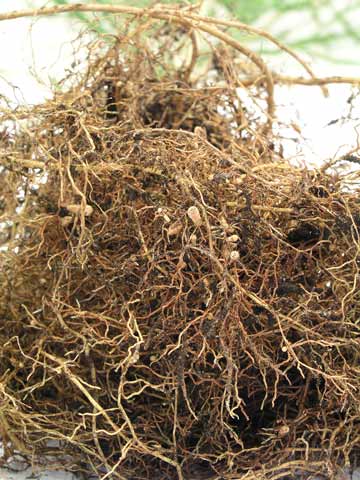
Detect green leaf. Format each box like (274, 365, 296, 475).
(41, 0, 360, 65)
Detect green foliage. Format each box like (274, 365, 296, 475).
(49, 0, 360, 64)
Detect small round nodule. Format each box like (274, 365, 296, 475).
(187, 206, 202, 227)
(229, 250, 240, 262)
(227, 234, 239, 243)
(60, 216, 73, 227)
(65, 204, 93, 216)
(278, 425, 290, 437)
(190, 233, 197, 244)
(167, 222, 183, 236)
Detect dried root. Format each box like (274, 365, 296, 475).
(0, 5, 359, 480)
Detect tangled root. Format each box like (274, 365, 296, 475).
(0, 7, 359, 480)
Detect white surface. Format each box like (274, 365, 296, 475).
(0, 1, 359, 479)
(0, 1, 77, 103)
